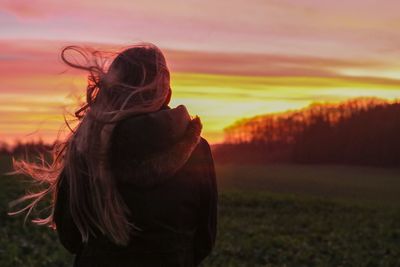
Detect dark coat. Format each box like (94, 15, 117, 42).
(54, 105, 218, 267)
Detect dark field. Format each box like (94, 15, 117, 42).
(1, 155, 400, 266)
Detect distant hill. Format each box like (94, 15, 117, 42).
(213, 97, 400, 167)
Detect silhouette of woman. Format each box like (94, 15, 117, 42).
(11, 43, 217, 266)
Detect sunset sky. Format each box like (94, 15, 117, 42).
(1, 0, 400, 144)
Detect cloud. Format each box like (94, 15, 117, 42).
(1, 0, 56, 18)
(1, 39, 400, 144)
(1, 0, 400, 59)
(0, 39, 395, 80)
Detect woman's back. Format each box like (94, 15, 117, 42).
(54, 105, 217, 266)
(10, 43, 218, 267)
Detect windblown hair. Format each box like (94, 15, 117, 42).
(10, 43, 171, 245)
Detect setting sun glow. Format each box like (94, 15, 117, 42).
(1, 0, 400, 144)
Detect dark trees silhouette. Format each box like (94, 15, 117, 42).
(218, 98, 400, 166)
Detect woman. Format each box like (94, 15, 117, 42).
(11, 43, 217, 266)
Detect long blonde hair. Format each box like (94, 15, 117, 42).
(10, 42, 171, 245)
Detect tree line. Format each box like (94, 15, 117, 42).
(0, 140, 53, 158)
(215, 97, 400, 167)
(3, 97, 400, 167)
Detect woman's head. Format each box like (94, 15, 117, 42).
(98, 44, 171, 111)
(66, 43, 172, 120)
(11, 43, 172, 246)
(108, 44, 169, 89)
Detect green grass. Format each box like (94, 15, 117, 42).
(203, 192, 400, 267)
(0, 156, 72, 267)
(216, 164, 400, 206)
(1, 157, 400, 266)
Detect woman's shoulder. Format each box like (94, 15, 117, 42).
(184, 136, 214, 176)
(192, 137, 212, 160)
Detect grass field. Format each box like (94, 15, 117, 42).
(1, 155, 400, 266)
(217, 164, 400, 206)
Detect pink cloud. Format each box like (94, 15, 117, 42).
(1, 0, 399, 60)
(0, 39, 393, 81)
(1, 0, 59, 18)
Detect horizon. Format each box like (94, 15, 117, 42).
(1, 0, 400, 144)
(1, 96, 397, 149)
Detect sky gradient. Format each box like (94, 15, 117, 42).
(1, 0, 400, 144)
